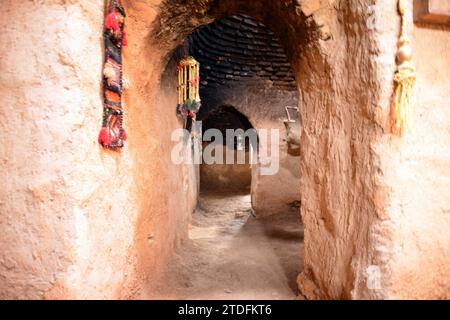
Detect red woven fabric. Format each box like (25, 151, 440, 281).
(105, 12, 119, 31)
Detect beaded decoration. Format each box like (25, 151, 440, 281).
(98, 0, 128, 149)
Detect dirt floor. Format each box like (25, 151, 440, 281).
(152, 191, 304, 300)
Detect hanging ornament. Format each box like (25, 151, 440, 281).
(98, 109, 127, 147)
(392, 0, 416, 136)
(177, 56, 201, 132)
(98, 0, 128, 149)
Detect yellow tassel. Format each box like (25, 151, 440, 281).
(393, 63, 416, 135)
(392, 0, 416, 136)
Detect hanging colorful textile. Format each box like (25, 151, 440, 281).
(98, 0, 128, 149)
(176, 57, 201, 131)
(392, 0, 416, 136)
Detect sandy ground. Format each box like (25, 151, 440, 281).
(152, 191, 304, 300)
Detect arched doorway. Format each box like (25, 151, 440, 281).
(199, 105, 254, 193)
(156, 13, 303, 299)
(126, 0, 383, 300)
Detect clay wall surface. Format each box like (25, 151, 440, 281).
(0, 0, 448, 300)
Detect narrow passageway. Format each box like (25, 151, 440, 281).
(155, 191, 303, 300)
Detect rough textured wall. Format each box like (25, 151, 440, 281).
(378, 20, 450, 299)
(0, 0, 198, 299)
(289, 0, 386, 299)
(349, 1, 450, 299)
(0, 0, 104, 299)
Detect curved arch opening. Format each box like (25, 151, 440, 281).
(157, 13, 303, 299)
(125, 0, 379, 301)
(200, 105, 255, 193)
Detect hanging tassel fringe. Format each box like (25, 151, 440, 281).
(392, 0, 416, 136)
(98, 127, 109, 145)
(393, 63, 415, 135)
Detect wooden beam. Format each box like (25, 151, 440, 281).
(414, 0, 450, 25)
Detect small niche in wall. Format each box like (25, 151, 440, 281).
(414, 0, 450, 25)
